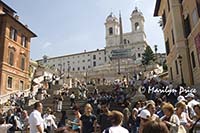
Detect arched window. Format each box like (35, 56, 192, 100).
(135, 22, 140, 31)
(109, 27, 113, 35)
(124, 39, 127, 44)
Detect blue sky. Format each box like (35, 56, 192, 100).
(3, 0, 165, 60)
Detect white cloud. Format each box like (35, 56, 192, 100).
(42, 42, 52, 48)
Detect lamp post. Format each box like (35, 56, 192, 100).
(177, 55, 185, 85)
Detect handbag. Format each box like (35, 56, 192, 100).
(189, 118, 200, 133)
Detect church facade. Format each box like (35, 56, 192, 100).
(37, 8, 149, 81)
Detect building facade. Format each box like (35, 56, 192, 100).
(154, 0, 200, 86)
(0, 1, 36, 99)
(37, 8, 149, 81)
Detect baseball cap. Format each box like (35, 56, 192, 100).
(177, 96, 186, 102)
(185, 93, 195, 98)
(138, 109, 151, 119)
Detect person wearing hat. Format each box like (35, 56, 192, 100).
(177, 96, 187, 102)
(103, 110, 129, 133)
(186, 93, 199, 109)
(138, 109, 151, 133)
(185, 93, 199, 119)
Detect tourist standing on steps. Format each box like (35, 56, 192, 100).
(0, 117, 13, 133)
(80, 103, 97, 133)
(70, 92, 76, 108)
(57, 93, 63, 112)
(98, 101, 112, 132)
(102, 110, 129, 133)
(29, 102, 44, 133)
(43, 107, 57, 133)
(68, 105, 81, 133)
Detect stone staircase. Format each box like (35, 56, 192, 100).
(25, 83, 136, 123)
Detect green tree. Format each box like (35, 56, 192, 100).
(142, 45, 154, 65)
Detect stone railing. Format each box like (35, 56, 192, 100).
(0, 89, 31, 105)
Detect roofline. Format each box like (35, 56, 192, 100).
(154, 0, 161, 16)
(0, 0, 17, 13)
(36, 48, 105, 61)
(1, 13, 37, 37)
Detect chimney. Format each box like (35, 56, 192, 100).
(14, 15, 19, 20)
(25, 24, 28, 28)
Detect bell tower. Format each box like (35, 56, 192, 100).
(130, 7, 145, 33)
(105, 12, 119, 47)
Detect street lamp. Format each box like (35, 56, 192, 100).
(177, 55, 185, 85)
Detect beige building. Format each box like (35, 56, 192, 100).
(0, 1, 36, 102)
(154, 0, 200, 86)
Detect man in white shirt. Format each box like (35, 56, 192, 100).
(29, 102, 44, 133)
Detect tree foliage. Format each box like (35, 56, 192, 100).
(142, 45, 154, 65)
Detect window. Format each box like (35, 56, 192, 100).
(10, 27, 17, 41)
(83, 66, 85, 70)
(167, 0, 170, 12)
(175, 60, 179, 75)
(162, 11, 166, 29)
(191, 51, 196, 68)
(88, 59, 90, 62)
(93, 61, 96, 67)
(172, 29, 175, 45)
(72, 68, 75, 71)
(196, 0, 200, 17)
(124, 39, 127, 44)
(184, 15, 191, 38)
(105, 57, 107, 62)
(88, 66, 91, 68)
(165, 39, 170, 55)
(21, 56, 25, 70)
(7, 77, 13, 88)
(192, 8, 199, 26)
(99, 57, 101, 60)
(135, 22, 140, 31)
(19, 80, 24, 91)
(109, 27, 113, 35)
(93, 55, 96, 60)
(138, 53, 141, 58)
(82, 60, 85, 63)
(77, 67, 80, 71)
(170, 67, 173, 80)
(9, 50, 14, 66)
(21, 35, 27, 47)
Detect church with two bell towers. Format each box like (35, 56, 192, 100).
(38, 7, 150, 80)
(105, 7, 148, 64)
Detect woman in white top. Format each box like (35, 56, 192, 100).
(43, 107, 57, 133)
(161, 103, 186, 133)
(103, 110, 129, 133)
(175, 101, 193, 132)
(0, 117, 12, 133)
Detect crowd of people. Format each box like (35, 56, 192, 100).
(1, 71, 200, 133)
